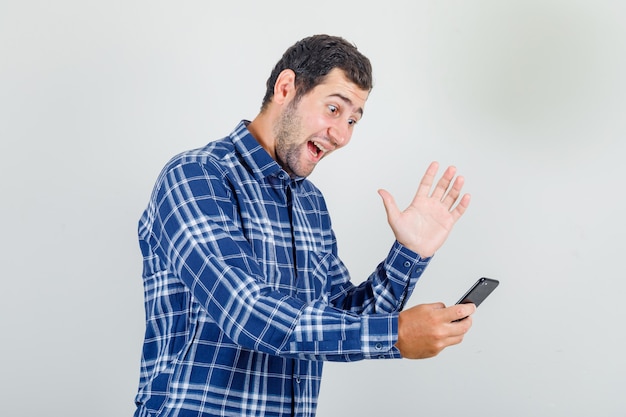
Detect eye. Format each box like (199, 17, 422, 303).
(328, 104, 358, 126)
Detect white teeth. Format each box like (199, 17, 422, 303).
(312, 141, 328, 153)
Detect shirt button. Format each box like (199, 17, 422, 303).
(375, 343, 383, 350)
(403, 261, 411, 268)
(295, 377, 301, 383)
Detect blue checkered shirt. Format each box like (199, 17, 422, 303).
(134, 121, 431, 417)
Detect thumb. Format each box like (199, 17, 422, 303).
(377, 189, 399, 222)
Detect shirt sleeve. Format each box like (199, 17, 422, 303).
(326, 240, 431, 315)
(143, 160, 425, 361)
(286, 233, 430, 361)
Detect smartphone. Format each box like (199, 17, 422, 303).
(456, 277, 499, 307)
(453, 277, 499, 321)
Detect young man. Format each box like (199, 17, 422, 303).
(133, 34, 475, 417)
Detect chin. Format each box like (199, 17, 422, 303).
(294, 166, 316, 178)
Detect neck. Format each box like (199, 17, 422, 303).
(247, 111, 277, 159)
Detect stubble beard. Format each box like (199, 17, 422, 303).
(273, 100, 314, 178)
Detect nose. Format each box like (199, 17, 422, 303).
(328, 123, 351, 148)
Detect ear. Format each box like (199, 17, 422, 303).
(273, 69, 296, 105)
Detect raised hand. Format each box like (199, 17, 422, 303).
(377, 161, 471, 258)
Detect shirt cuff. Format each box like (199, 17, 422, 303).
(385, 241, 432, 309)
(360, 313, 402, 359)
(388, 240, 432, 278)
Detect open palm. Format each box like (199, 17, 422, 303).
(378, 161, 471, 258)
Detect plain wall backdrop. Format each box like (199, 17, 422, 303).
(1, 1, 625, 416)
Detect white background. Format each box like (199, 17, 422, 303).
(1, 1, 625, 416)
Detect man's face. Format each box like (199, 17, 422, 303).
(273, 68, 369, 178)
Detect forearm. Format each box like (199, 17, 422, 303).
(278, 301, 402, 362)
(169, 244, 403, 362)
(172, 245, 403, 361)
(330, 241, 431, 314)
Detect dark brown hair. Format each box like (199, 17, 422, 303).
(260, 34, 373, 110)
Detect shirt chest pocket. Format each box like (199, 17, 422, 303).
(295, 251, 333, 303)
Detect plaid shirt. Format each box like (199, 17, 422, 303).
(134, 121, 431, 417)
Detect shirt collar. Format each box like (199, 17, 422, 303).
(230, 120, 304, 183)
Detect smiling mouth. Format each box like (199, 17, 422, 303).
(307, 140, 329, 161)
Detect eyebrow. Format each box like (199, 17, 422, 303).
(329, 93, 364, 118)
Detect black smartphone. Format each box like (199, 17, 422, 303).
(453, 277, 499, 321)
(456, 277, 499, 307)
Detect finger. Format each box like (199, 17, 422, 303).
(448, 303, 476, 322)
(441, 174, 464, 209)
(430, 165, 457, 201)
(415, 161, 440, 198)
(446, 335, 466, 347)
(377, 189, 399, 222)
(450, 193, 471, 221)
(446, 325, 471, 345)
(449, 316, 473, 339)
